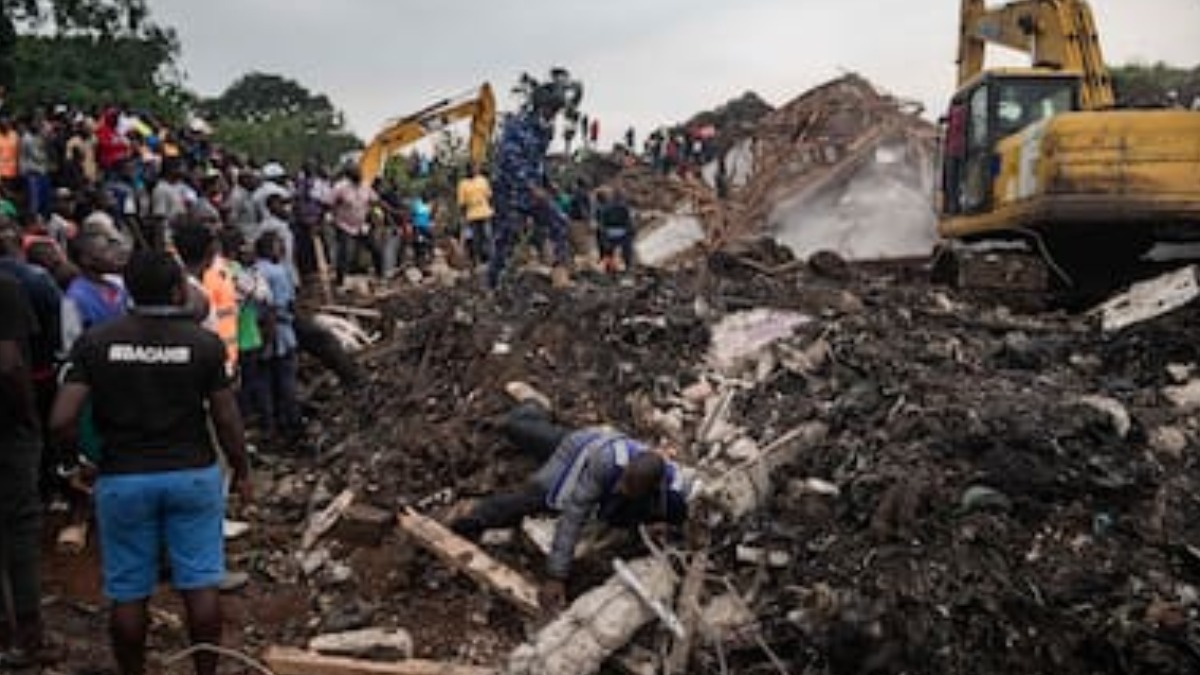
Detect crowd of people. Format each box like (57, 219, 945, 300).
(0, 81, 659, 674)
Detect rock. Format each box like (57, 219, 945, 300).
(808, 250, 852, 280)
(309, 627, 414, 660)
(326, 562, 354, 586)
(960, 485, 1013, 514)
(701, 593, 757, 639)
(681, 380, 714, 405)
(1164, 380, 1200, 411)
(779, 338, 833, 375)
(1144, 599, 1188, 631)
(1075, 395, 1132, 439)
(1167, 363, 1194, 384)
(648, 408, 685, 440)
(403, 267, 424, 285)
(299, 549, 331, 577)
(834, 291, 866, 315)
(318, 600, 376, 633)
(481, 529, 516, 547)
(1150, 426, 1189, 460)
(999, 332, 1044, 370)
(725, 438, 761, 463)
(223, 519, 252, 541)
(333, 503, 395, 548)
(273, 475, 310, 508)
(505, 381, 552, 411)
(790, 478, 841, 497)
(735, 545, 791, 568)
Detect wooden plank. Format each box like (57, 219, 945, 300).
(664, 550, 708, 674)
(264, 647, 496, 675)
(313, 232, 334, 305)
(319, 305, 385, 320)
(397, 508, 542, 616)
(302, 489, 356, 551)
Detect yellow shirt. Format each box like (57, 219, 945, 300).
(457, 176, 494, 222)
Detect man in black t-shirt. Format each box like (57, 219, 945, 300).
(0, 270, 55, 667)
(50, 251, 252, 675)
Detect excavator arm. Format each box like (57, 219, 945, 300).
(958, 0, 1114, 109)
(360, 83, 497, 185)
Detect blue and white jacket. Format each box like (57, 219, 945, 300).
(532, 428, 691, 580)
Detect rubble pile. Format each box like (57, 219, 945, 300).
(40, 242, 1200, 675)
(729, 74, 939, 260)
(603, 74, 941, 268)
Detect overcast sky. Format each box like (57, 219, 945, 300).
(150, 0, 1200, 145)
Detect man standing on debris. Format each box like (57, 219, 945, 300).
(456, 162, 493, 266)
(594, 186, 636, 273)
(50, 250, 252, 675)
(487, 82, 569, 289)
(451, 397, 691, 609)
(329, 166, 384, 287)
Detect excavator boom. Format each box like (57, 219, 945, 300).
(359, 83, 497, 185)
(958, 0, 1113, 109)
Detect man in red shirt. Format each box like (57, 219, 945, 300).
(95, 109, 130, 179)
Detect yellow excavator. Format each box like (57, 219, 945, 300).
(359, 83, 497, 186)
(936, 0, 1200, 292)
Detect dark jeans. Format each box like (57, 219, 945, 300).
(451, 403, 569, 537)
(0, 429, 44, 638)
(238, 350, 271, 433)
(266, 352, 301, 433)
(465, 219, 492, 264)
(335, 228, 383, 284)
(25, 172, 51, 218)
(502, 402, 569, 461)
(599, 230, 635, 270)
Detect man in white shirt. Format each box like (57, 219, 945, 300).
(327, 166, 382, 286)
(149, 162, 187, 250)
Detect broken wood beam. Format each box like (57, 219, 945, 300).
(264, 647, 496, 675)
(506, 557, 677, 675)
(397, 508, 542, 616)
(301, 489, 356, 551)
(664, 549, 709, 675)
(319, 305, 385, 320)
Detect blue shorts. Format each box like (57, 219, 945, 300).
(95, 464, 225, 602)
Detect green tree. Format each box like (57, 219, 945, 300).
(202, 72, 361, 170)
(1, 0, 182, 116)
(1111, 62, 1200, 108)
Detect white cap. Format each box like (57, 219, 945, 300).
(261, 162, 287, 180)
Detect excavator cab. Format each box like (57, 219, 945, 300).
(942, 71, 1080, 218)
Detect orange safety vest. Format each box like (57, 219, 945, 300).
(203, 256, 240, 372)
(0, 131, 19, 179)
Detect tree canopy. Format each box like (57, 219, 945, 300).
(201, 72, 361, 170)
(1, 0, 182, 116)
(1111, 62, 1200, 108)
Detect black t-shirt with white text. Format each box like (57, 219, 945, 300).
(64, 309, 230, 475)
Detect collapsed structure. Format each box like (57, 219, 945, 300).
(37, 75, 1200, 675)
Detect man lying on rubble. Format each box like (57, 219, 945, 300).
(451, 390, 691, 610)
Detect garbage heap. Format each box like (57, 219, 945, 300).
(110, 244, 1196, 675)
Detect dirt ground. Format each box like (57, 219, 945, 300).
(35, 239, 1200, 674)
